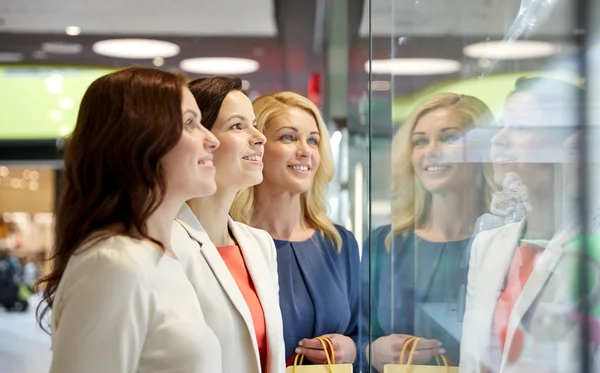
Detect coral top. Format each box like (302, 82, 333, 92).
(217, 245, 267, 371)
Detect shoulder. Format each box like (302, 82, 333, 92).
(63, 236, 152, 289)
(472, 222, 521, 250)
(333, 224, 357, 245)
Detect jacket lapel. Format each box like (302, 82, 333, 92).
(230, 218, 281, 371)
(175, 205, 256, 343)
(500, 227, 576, 370)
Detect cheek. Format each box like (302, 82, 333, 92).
(213, 136, 241, 166)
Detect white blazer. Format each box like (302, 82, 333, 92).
(460, 219, 590, 373)
(171, 204, 286, 373)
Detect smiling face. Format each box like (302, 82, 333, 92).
(411, 107, 478, 194)
(161, 87, 220, 200)
(491, 91, 561, 190)
(210, 90, 266, 191)
(261, 107, 321, 195)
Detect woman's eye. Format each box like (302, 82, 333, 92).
(444, 134, 462, 143)
(281, 135, 294, 142)
(231, 123, 242, 130)
(413, 138, 428, 147)
(185, 120, 196, 130)
(308, 138, 319, 145)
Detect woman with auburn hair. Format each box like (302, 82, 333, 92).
(230, 91, 360, 371)
(171, 76, 285, 373)
(36, 67, 222, 373)
(361, 93, 497, 372)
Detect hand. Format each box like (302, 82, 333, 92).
(367, 334, 444, 372)
(295, 333, 357, 365)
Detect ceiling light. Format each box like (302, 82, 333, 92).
(92, 39, 180, 59)
(153, 57, 164, 67)
(65, 26, 81, 36)
(179, 57, 260, 75)
(370, 80, 391, 91)
(42, 42, 83, 54)
(0, 52, 23, 62)
(464, 40, 558, 60)
(365, 58, 461, 76)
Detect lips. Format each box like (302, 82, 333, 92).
(424, 164, 451, 172)
(242, 155, 262, 162)
(198, 157, 213, 165)
(289, 164, 310, 171)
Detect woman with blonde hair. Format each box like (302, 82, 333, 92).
(231, 92, 360, 370)
(360, 93, 497, 372)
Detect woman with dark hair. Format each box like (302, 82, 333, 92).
(36, 67, 222, 373)
(171, 76, 285, 373)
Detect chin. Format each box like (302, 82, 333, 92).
(199, 182, 218, 197)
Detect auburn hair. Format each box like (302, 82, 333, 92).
(35, 67, 187, 331)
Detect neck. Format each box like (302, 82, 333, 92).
(420, 187, 483, 241)
(145, 196, 182, 251)
(523, 186, 557, 240)
(251, 185, 307, 240)
(188, 187, 238, 247)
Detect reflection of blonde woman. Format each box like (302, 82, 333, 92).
(231, 92, 360, 370)
(360, 93, 497, 372)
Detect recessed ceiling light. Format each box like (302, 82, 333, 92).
(370, 80, 391, 91)
(153, 57, 165, 67)
(65, 26, 81, 36)
(179, 57, 260, 75)
(464, 40, 558, 60)
(42, 42, 83, 54)
(0, 52, 23, 62)
(92, 39, 180, 59)
(365, 58, 461, 76)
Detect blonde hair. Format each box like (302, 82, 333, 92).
(386, 93, 498, 249)
(230, 92, 342, 251)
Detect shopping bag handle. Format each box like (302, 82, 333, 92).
(291, 337, 335, 373)
(400, 337, 448, 372)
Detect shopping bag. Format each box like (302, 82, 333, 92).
(285, 336, 353, 373)
(383, 337, 459, 373)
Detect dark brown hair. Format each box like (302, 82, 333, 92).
(187, 76, 243, 130)
(35, 67, 187, 331)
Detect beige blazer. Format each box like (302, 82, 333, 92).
(171, 204, 286, 373)
(460, 219, 589, 373)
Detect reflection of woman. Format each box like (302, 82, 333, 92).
(37, 67, 222, 372)
(171, 77, 285, 373)
(460, 77, 583, 373)
(361, 93, 497, 372)
(231, 92, 360, 370)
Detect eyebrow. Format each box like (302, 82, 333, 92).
(412, 127, 461, 136)
(228, 114, 256, 123)
(277, 126, 320, 136)
(184, 109, 199, 118)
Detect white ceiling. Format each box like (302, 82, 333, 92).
(360, 0, 573, 37)
(0, 0, 277, 36)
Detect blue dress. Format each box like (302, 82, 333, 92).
(273, 225, 361, 372)
(360, 225, 472, 372)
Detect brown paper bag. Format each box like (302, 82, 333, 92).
(285, 337, 353, 373)
(383, 337, 459, 373)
